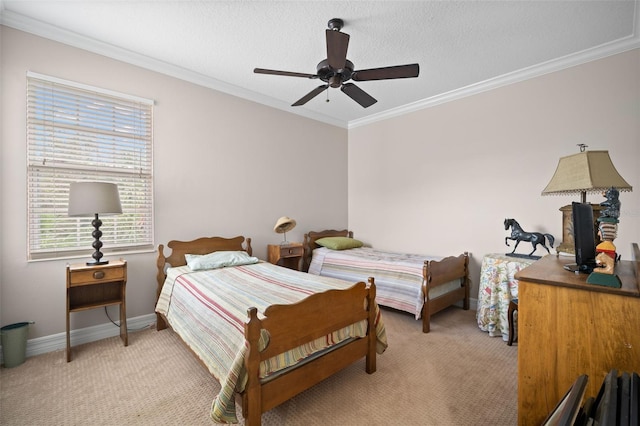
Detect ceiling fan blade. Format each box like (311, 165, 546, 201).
(292, 85, 329, 106)
(254, 68, 317, 79)
(341, 83, 377, 108)
(352, 64, 420, 81)
(326, 29, 350, 70)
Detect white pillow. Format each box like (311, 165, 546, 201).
(185, 251, 259, 271)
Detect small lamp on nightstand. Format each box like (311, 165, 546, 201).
(68, 182, 123, 266)
(274, 216, 296, 246)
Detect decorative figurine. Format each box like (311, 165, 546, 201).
(504, 218, 555, 259)
(596, 187, 621, 261)
(586, 252, 622, 288)
(587, 187, 623, 288)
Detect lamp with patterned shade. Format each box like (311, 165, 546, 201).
(542, 146, 632, 254)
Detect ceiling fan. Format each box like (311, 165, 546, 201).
(254, 18, 420, 108)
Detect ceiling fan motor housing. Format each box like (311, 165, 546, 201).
(316, 59, 354, 87)
(327, 18, 344, 31)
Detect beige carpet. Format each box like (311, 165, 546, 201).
(0, 307, 517, 425)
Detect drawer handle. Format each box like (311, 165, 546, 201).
(93, 271, 105, 279)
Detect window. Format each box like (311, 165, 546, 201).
(27, 72, 154, 261)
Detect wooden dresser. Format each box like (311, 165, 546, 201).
(514, 249, 640, 425)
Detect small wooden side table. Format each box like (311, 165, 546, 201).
(268, 243, 303, 271)
(66, 259, 128, 362)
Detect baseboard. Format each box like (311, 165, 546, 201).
(2, 300, 479, 363)
(0, 313, 156, 363)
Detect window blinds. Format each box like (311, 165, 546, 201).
(27, 72, 154, 260)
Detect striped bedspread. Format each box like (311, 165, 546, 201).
(309, 247, 451, 319)
(156, 261, 387, 423)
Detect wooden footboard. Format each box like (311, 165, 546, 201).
(421, 252, 470, 333)
(242, 278, 377, 426)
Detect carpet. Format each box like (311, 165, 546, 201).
(0, 307, 517, 425)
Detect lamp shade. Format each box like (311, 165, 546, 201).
(273, 216, 296, 234)
(541, 150, 632, 196)
(68, 182, 122, 216)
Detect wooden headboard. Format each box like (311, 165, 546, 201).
(301, 229, 353, 272)
(155, 235, 252, 330)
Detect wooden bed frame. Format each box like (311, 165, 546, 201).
(155, 235, 378, 426)
(302, 229, 470, 333)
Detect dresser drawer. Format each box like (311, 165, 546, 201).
(69, 266, 125, 286)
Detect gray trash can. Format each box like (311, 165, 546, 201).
(1, 322, 30, 368)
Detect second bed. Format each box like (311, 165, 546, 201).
(303, 229, 470, 333)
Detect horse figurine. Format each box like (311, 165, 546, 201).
(504, 218, 555, 258)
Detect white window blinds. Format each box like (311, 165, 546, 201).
(27, 72, 154, 260)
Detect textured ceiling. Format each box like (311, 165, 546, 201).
(1, 1, 639, 128)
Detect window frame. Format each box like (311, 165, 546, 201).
(26, 72, 154, 262)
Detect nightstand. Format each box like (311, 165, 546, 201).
(268, 243, 303, 271)
(66, 259, 127, 362)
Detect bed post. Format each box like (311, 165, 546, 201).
(422, 260, 432, 333)
(301, 234, 312, 273)
(245, 237, 253, 256)
(463, 252, 470, 310)
(156, 244, 168, 331)
(243, 307, 262, 426)
(366, 277, 377, 374)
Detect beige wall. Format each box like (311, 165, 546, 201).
(0, 27, 348, 338)
(348, 48, 639, 298)
(2, 25, 638, 342)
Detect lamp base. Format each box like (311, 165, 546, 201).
(86, 260, 109, 266)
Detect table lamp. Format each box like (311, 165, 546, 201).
(541, 146, 632, 254)
(68, 182, 123, 265)
(274, 216, 296, 246)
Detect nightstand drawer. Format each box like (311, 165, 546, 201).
(69, 266, 125, 286)
(279, 245, 303, 258)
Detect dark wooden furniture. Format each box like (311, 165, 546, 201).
(267, 242, 303, 271)
(302, 229, 469, 333)
(515, 245, 640, 425)
(155, 236, 379, 426)
(66, 259, 127, 362)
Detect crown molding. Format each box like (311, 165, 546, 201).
(349, 2, 640, 129)
(0, 11, 347, 128)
